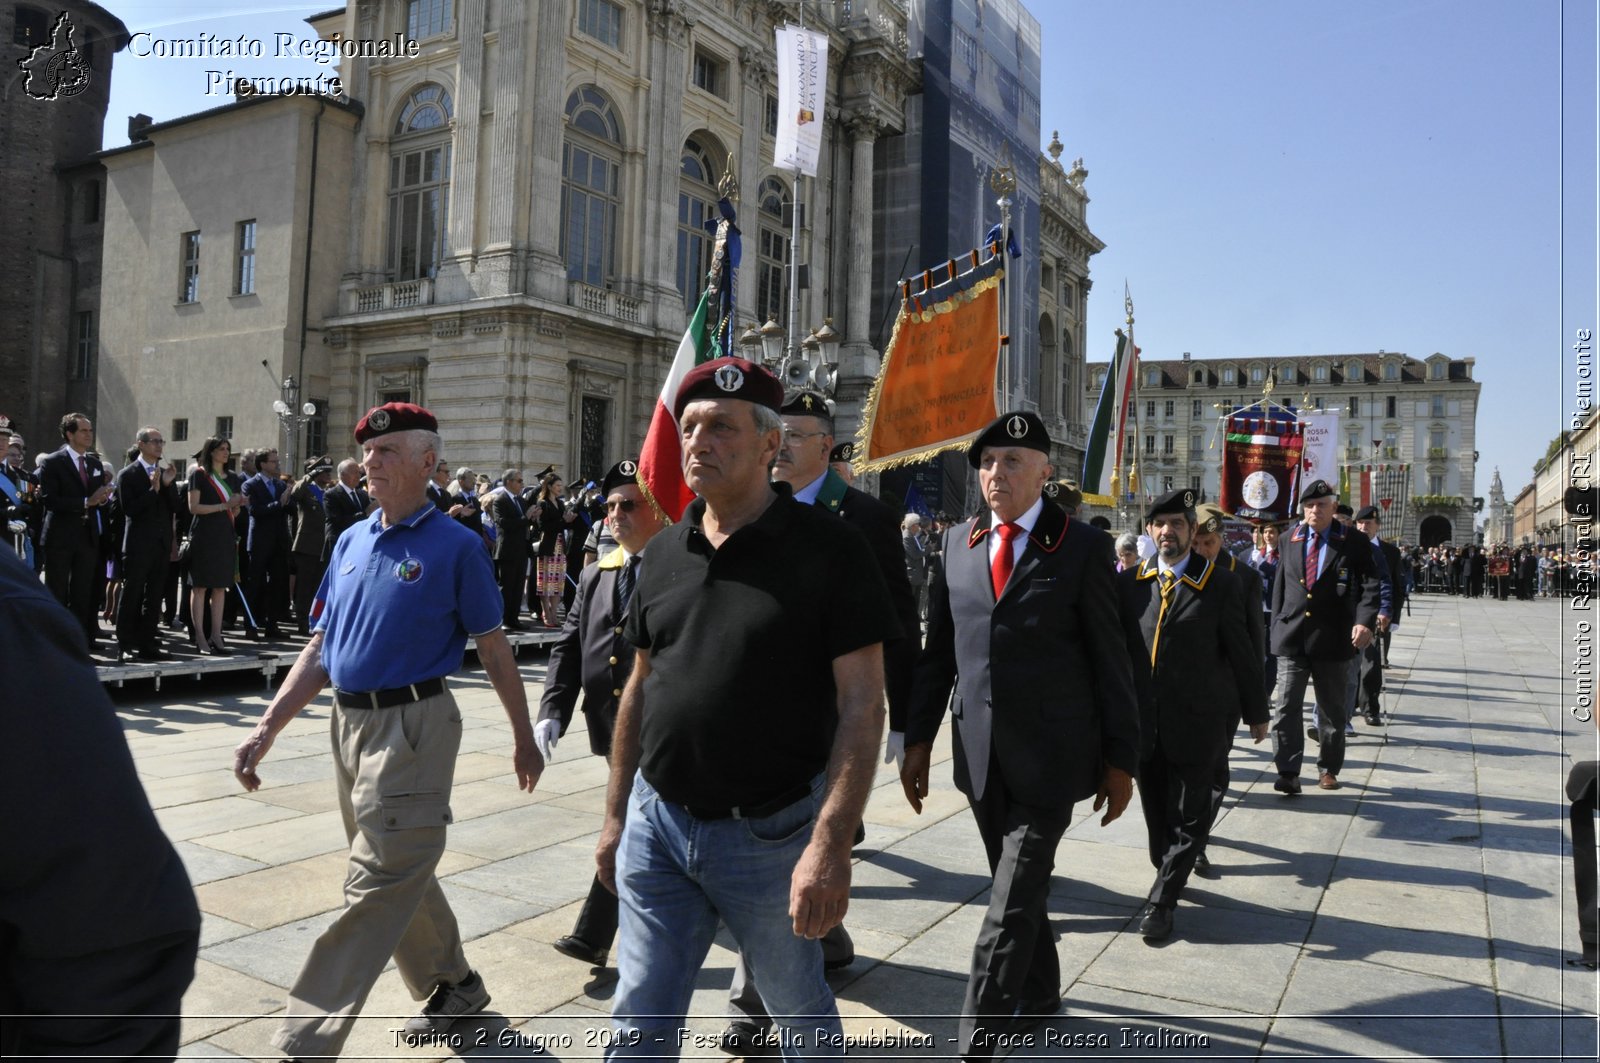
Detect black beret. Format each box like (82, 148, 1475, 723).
(780, 390, 832, 418)
(1335, 503, 1354, 518)
(354, 401, 437, 443)
(601, 459, 639, 496)
(1299, 479, 1336, 504)
(830, 440, 855, 463)
(674, 356, 784, 420)
(967, 410, 1051, 469)
(1145, 487, 1197, 523)
(1355, 504, 1381, 522)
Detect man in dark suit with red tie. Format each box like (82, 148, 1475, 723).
(115, 427, 182, 661)
(39, 412, 113, 646)
(1267, 479, 1381, 793)
(902, 411, 1140, 1061)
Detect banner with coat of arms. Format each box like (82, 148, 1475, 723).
(1220, 405, 1305, 522)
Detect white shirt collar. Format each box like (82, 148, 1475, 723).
(991, 495, 1044, 535)
(1157, 551, 1192, 580)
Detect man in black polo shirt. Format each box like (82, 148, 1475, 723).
(595, 357, 896, 1059)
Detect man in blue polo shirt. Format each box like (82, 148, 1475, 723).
(231, 402, 542, 1061)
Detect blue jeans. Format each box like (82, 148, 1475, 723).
(606, 770, 842, 1061)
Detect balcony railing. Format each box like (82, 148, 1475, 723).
(568, 281, 642, 325)
(347, 278, 434, 315)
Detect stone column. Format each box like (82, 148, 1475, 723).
(843, 111, 881, 372)
(638, 7, 691, 329)
(437, 0, 484, 303)
(484, 1, 527, 251)
(524, 0, 568, 301)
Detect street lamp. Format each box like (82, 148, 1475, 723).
(272, 376, 318, 474)
(738, 316, 841, 397)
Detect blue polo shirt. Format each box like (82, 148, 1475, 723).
(313, 503, 502, 691)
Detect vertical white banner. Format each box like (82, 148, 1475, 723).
(1300, 411, 1341, 485)
(774, 24, 828, 177)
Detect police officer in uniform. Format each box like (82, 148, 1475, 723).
(231, 402, 542, 1060)
(535, 458, 663, 969)
(1268, 480, 1380, 793)
(1353, 504, 1404, 724)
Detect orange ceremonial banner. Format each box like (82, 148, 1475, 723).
(855, 256, 1003, 470)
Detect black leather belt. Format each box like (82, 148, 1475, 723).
(683, 780, 813, 821)
(334, 676, 446, 710)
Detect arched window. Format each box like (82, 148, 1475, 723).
(677, 136, 723, 308)
(561, 86, 622, 287)
(387, 83, 453, 281)
(755, 176, 790, 324)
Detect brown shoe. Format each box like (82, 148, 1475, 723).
(1318, 772, 1339, 790)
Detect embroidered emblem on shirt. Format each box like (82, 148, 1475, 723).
(396, 558, 423, 584)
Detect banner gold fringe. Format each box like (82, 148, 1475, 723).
(854, 269, 1004, 473)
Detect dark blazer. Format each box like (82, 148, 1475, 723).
(116, 461, 180, 555)
(1221, 552, 1266, 666)
(1118, 554, 1268, 764)
(489, 489, 532, 564)
(537, 549, 635, 755)
(1269, 520, 1381, 660)
(321, 483, 370, 561)
(289, 480, 327, 558)
(426, 481, 449, 510)
(827, 477, 918, 732)
(38, 445, 107, 551)
(1374, 536, 1406, 620)
(908, 498, 1140, 808)
(243, 472, 290, 555)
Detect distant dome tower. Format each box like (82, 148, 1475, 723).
(1486, 467, 1510, 545)
(2, 2, 129, 446)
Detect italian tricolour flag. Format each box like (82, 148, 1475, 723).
(636, 289, 716, 524)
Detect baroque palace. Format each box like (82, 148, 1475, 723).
(81, 0, 1104, 495)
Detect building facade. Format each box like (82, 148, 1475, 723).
(96, 95, 361, 470)
(2, 1, 128, 447)
(1083, 350, 1482, 545)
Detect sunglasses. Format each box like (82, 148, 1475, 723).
(605, 499, 638, 513)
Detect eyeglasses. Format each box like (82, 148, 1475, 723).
(606, 499, 638, 513)
(781, 428, 827, 444)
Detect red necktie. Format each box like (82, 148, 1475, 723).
(1304, 531, 1321, 586)
(991, 522, 1021, 599)
(77, 455, 89, 488)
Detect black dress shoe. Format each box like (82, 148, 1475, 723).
(244, 627, 263, 641)
(1363, 710, 1382, 726)
(1192, 852, 1218, 878)
(1139, 905, 1174, 941)
(716, 1021, 777, 1057)
(551, 935, 607, 967)
(264, 625, 284, 639)
(824, 951, 855, 971)
(138, 648, 173, 661)
(505, 619, 526, 631)
(1273, 774, 1302, 795)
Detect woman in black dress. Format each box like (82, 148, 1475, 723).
(531, 473, 574, 627)
(186, 437, 245, 654)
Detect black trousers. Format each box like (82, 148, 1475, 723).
(292, 552, 326, 628)
(959, 767, 1071, 1061)
(1139, 744, 1221, 909)
(1569, 761, 1599, 959)
(116, 542, 169, 651)
(497, 551, 528, 623)
(1272, 654, 1352, 778)
(44, 538, 99, 643)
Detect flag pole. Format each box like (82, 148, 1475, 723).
(990, 150, 1016, 410)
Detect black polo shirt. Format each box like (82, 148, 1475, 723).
(625, 485, 897, 809)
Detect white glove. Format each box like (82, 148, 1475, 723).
(884, 730, 905, 771)
(533, 718, 560, 761)
(6, 521, 24, 535)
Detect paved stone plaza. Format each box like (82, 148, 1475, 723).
(110, 593, 1596, 1061)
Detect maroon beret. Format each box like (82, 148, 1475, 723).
(673, 357, 784, 420)
(354, 401, 437, 443)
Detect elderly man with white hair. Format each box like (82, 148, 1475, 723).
(231, 402, 542, 1060)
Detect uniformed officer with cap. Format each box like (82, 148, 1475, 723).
(828, 439, 855, 484)
(1117, 490, 1266, 940)
(231, 402, 543, 1059)
(1352, 503, 1403, 724)
(903, 409, 1139, 1059)
(1185, 501, 1267, 877)
(289, 455, 335, 635)
(1267, 479, 1380, 793)
(535, 457, 664, 970)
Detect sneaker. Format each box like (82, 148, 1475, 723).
(402, 971, 490, 1036)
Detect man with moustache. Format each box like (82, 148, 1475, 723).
(1119, 493, 1266, 938)
(901, 411, 1139, 1060)
(535, 458, 664, 970)
(714, 388, 920, 1055)
(595, 357, 894, 1059)
(1268, 480, 1381, 793)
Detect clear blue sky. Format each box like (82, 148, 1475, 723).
(101, 1, 1596, 501)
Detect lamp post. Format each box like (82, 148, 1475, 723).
(739, 316, 841, 398)
(271, 376, 318, 475)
